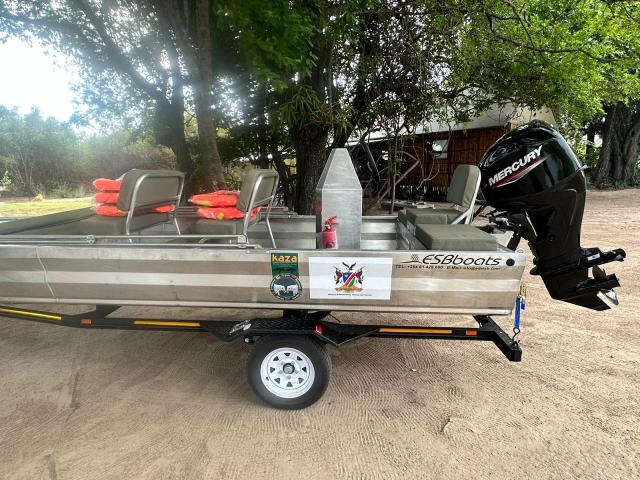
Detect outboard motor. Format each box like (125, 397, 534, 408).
(479, 121, 625, 310)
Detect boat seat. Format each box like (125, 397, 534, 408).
(403, 165, 481, 226)
(406, 207, 462, 225)
(1, 169, 183, 236)
(189, 219, 243, 236)
(416, 224, 497, 251)
(76, 213, 169, 235)
(188, 169, 279, 246)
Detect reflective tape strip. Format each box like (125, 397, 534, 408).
(378, 327, 453, 334)
(133, 320, 201, 328)
(0, 307, 61, 321)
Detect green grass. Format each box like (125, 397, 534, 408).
(0, 198, 92, 217)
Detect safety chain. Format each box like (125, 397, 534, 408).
(512, 283, 526, 344)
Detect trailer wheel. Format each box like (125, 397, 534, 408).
(247, 335, 331, 409)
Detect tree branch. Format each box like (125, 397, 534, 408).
(66, 0, 167, 103)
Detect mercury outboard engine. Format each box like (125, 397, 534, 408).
(479, 121, 625, 310)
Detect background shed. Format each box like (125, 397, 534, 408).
(354, 104, 556, 202)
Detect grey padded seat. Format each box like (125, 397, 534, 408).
(404, 164, 481, 226)
(189, 169, 278, 243)
(116, 169, 182, 213)
(406, 207, 462, 225)
(188, 218, 244, 235)
(0, 169, 181, 236)
(75, 213, 169, 235)
(416, 224, 497, 251)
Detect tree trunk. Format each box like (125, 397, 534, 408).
(161, 0, 226, 191)
(153, 98, 196, 192)
(291, 124, 329, 214)
(166, 44, 194, 195)
(330, 12, 379, 149)
(622, 105, 640, 182)
(331, 79, 370, 148)
(594, 102, 640, 188)
(255, 83, 271, 169)
(192, 0, 225, 190)
(594, 104, 617, 186)
(165, 105, 193, 191)
(290, 30, 332, 214)
(271, 151, 294, 209)
(193, 88, 225, 190)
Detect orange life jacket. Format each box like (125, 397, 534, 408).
(189, 190, 240, 207)
(92, 178, 122, 192)
(196, 206, 260, 221)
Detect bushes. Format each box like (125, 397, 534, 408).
(84, 132, 175, 182)
(0, 108, 80, 195)
(0, 171, 11, 192)
(0, 108, 175, 197)
(50, 183, 88, 198)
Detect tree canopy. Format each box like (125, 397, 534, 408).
(0, 0, 638, 207)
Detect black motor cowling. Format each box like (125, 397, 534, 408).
(479, 121, 625, 310)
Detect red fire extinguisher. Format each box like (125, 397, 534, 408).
(321, 216, 338, 249)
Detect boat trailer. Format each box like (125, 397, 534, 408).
(0, 304, 522, 408)
(0, 122, 625, 408)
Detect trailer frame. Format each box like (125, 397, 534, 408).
(0, 304, 521, 360)
(0, 303, 521, 408)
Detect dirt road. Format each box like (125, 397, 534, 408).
(0, 189, 638, 480)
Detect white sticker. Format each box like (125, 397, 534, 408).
(308, 257, 393, 300)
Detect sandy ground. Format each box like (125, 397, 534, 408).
(0, 189, 638, 480)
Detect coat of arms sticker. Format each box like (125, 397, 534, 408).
(308, 256, 392, 299)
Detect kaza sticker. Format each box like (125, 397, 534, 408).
(270, 253, 301, 301)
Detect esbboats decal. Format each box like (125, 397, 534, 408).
(397, 253, 515, 270)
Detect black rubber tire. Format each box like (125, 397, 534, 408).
(247, 335, 331, 410)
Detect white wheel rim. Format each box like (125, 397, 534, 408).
(260, 347, 315, 399)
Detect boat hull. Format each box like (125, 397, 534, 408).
(0, 244, 526, 315)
